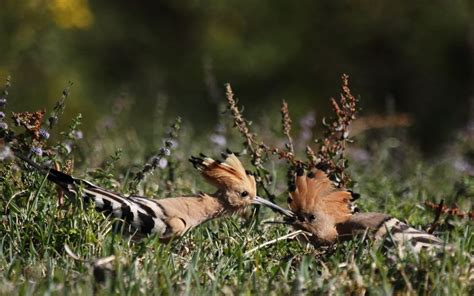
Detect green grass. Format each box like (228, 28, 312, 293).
(0, 93, 473, 295)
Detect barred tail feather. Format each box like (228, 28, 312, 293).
(339, 213, 445, 253)
(15, 153, 168, 237)
(375, 217, 444, 253)
(83, 187, 168, 236)
(15, 152, 77, 194)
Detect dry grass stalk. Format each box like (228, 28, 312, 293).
(12, 110, 46, 140)
(425, 201, 474, 220)
(311, 74, 358, 187)
(225, 83, 265, 167)
(281, 100, 294, 156)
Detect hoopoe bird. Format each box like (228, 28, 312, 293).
(284, 166, 446, 253)
(14, 152, 291, 241)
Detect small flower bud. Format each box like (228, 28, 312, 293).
(63, 143, 72, 154)
(164, 139, 177, 148)
(151, 156, 161, 167)
(0, 145, 13, 161)
(209, 134, 227, 147)
(48, 115, 58, 128)
(30, 146, 43, 156)
(143, 164, 152, 173)
(0, 97, 6, 107)
(39, 128, 50, 139)
(160, 147, 171, 156)
(73, 130, 83, 140)
(134, 171, 144, 181)
(158, 158, 168, 169)
(0, 122, 8, 130)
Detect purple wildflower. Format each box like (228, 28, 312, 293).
(453, 158, 474, 175)
(209, 134, 227, 147)
(0, 122, 8, 130)
(30, 146, 43, 156)
(300, 111, 316, 128)
(39, 128, 50, 140)
(61, 142, 72, 154)
(158, 158, 168, 169)
(349, 148, 371, 163)
(297, 111, 316, 147)
(73, 130, 83, 140)
(0, 111, 5, 119)
(0, 145, 13, 160)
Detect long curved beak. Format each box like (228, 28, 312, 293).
(252, 196, 294, 218)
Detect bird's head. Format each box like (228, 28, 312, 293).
(190, 152, 292, 215)
(285, 166, 359, 244)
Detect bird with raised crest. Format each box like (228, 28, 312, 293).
(280, 165, 448, 254)
(14, 151, 291, 241)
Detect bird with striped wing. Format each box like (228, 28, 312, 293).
(14, 152, 291, 241)
(282, 165, 446, 253)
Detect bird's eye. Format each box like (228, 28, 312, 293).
(240, 191, 249, 198)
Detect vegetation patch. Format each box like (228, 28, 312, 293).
(0, 75, 472, 294)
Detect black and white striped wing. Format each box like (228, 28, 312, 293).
(375, 218, 444, 253)
(17, 155, 171, 237)
(80, 185, 168, 236)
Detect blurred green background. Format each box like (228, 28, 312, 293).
(1, 0, 473, 153)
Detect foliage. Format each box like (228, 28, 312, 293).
(1, 1, 473, 151)
(0, 78, 473, 295)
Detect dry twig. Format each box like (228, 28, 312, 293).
(425, 201, 474, 220)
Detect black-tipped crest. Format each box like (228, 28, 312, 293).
(189, 156, 204, 169)
(190, 152, 257, 198)
(222, 148, 240, 160)
(296, 165, 304, 176)
(288, 184, 296, 192)
(288, 168, 354, 224)
(348, 190, 360, 201)
(315, 162, 330, 172)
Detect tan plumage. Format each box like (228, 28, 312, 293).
(16, 152, 290, 241)
(288, 167, 356, 245)
(190, 152, 257, 209)
(285, 167, 446, 253)
(289, 168, 353, 223)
